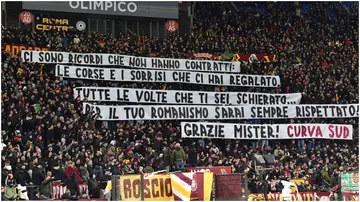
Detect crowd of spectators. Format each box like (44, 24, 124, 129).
(1, 1, 359, 200)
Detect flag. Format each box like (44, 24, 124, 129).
(35, 103, 41, 113)
(17, 68, 24, 75)
(232, 53, 240, 62)
(170, 173, 193, 201)
(103, 180, 112, 195)
(193, 172, 213, 201)
(220, 52, 233, 61)
(99, 40, 105, 48)
(39, 65, 43, 77)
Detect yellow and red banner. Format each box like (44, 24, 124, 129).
(3, 44, 48, 57)
(120, 174, 173, 201)
(170, 173, 193, 201)
(193, 172, 213, 201)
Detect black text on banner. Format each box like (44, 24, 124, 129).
(74, 87, 302, 105)
(21, 50, 241, 72)
(82, 103, 359, 120)
(55, 65, 280, 87)
(180, 122, 353, 140)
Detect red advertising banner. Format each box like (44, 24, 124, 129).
(187, 166, 232, 200)
(189, 53, 276, 63)
(3, 44, 49, 57)
(52, 184, 88, 199)
(248, 192, 333, 201)
(215, 174, 244, 200)
(185, 166, 232, 174)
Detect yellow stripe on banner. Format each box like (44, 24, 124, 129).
(171, 179, 191, 198)
(203, 172, 213, 201)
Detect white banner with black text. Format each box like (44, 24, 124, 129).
(56, 65, 281, 87)
(21, 50, 241, 73)
(74, 87, 302, 105)
(83, 103, 359, 120)
(181, 122, 353, 140)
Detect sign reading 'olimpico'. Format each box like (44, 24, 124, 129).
(22, 1, 179, 19)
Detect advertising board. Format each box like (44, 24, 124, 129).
(22, 1, 179, 19)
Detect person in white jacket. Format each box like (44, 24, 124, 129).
(281, 184, 292, 201)
(281, 181, 298, 201)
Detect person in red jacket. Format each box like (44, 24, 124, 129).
(65, 161, 83, 184)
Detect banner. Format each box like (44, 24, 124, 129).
(83, 103, 359, 121)
(170, 173, 193, 201)
(181, 122, 353, 140)
(190, 52, 276, 63)
(74, 87, 302, 105)
(215, 174, 244, 200)
(22, 2, 179, 19)
(120, 174, 173, 201)
(55, 65, 279, 87)
(185, 166, 232, 174)
(341, 172, 359, 192)
(21, 50, 241, 73)
(4, 44, 48, 57)
(120, 175, 141, 201)
(248, 192, 332, 201)
(193, 172, 213, 201)
(51, 184, 88, 199)
(35, 17, 74, 32)
(342, 192, 359, 201)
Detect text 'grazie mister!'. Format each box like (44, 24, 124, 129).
(182, 123, 278, 139)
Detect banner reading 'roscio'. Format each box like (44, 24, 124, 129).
(83, 103, 359, 121)
(181, 122, 353, 140)
(21, 50, 241, 73)
(74, 87, 301, 105)
(120, 174, 173, 201)
(55, 65, 280, 87)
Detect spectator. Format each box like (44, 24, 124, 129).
(14, 164, 30, 186)
(31, 163, 45, 186)
(51, 162, 64, 182)
(143, 162, 154, 173)
(62, 173, 79, 198)
(40, 171, 53, 199)
(188, 142, 198, 167)
(64, 160, 83, 184)
(172, 143, 186, 170)
(274, 145, 285, 158)
(30, 191, 47, 201)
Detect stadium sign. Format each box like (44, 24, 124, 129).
(22, 1, 179, 19)
(35, 17, 74, 32)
